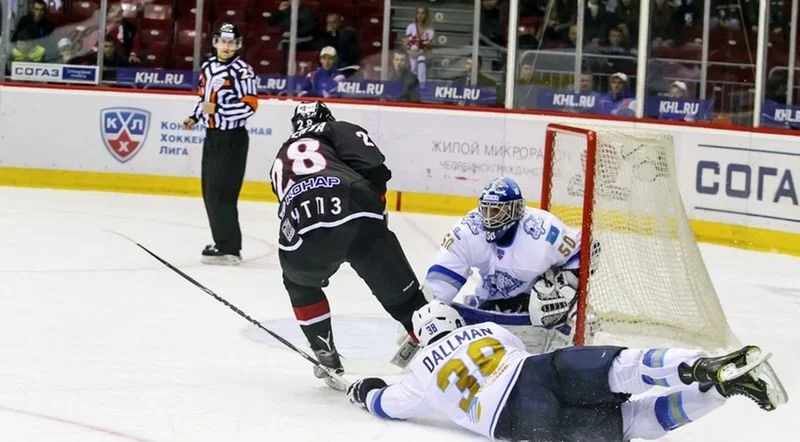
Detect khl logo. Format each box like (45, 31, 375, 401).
(100, 108, 151, 162)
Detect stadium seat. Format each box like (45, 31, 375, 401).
(176, 0, 211, 20)
(215, 0, 250, 22)
(143, 3, 172, 20)
(250, 0, 282, 20)
(119, 1, 140, 19)
(245, 27, 283, 49)
(138, 27, 171, 46)
(139, 41, 170, 68)
(70, 0, 99, 21)
(139, 17, 173, 31)
(171, 53, 196, 70)
(246, 47, 285, 74)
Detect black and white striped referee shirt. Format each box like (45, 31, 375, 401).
(191, 56, 259, 130)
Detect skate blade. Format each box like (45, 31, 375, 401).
(718, 347, 768, 383)
(751, 358, 789, 409)
(201, 255, 242, 266)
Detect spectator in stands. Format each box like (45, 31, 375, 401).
(565, 24, 579, 48)
(601, 26, 635, 73)
(317, 13, 359, 70)
(541, 0, 577, 42)
(454, 56, 503, 107)
(9, 30, 46, 65)
(651, 0, 677, 47)
(515, 56, 540, 109)
(269, 0, 316, 52)
(404, 7, 434, 86)
(583, 0, 611, 41)
(480, 0, 507, 47)
(390, 51, 419, 102)
(614, 0, 638, 43)
(598, 72, 635, 115)
(54, 37, 81, 64)
(11, 0, 55, 42)
(668, 80, 687, 99)
(742, 0, 787, 35)
(300, 46, 345, 98)
(84, 36, 129, 81)
(580, 72, 600, 96)
(106, 3, 140, 64)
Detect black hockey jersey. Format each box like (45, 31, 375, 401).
(269, 120, 391, 250)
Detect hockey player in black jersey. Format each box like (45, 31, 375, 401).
(270, 101, 428, 389)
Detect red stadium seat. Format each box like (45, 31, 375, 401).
(245, 27, 283, 48)
(175, 0, 211, 20)
(249, 0, 282, 21)
(119, 1, 140, 19)
(138, 27, 171, 45)
(69, 0, 99, 21)
(143, 3, 172, 20)
(140, 17, 173, 31)
(215, 0, 249, 22)
(171, 53, 196, 70)
(138, 41, 170, 68)
(246, 46, 285, 74)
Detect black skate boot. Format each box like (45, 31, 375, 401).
(679, 345, 788, 411)
(201, 244, 241, 266)
(313, 348, 346, 391)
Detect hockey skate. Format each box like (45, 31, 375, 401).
(313, 349, 346, 391)
(679, 345, 788, 411)
(201, 244, 241, 266)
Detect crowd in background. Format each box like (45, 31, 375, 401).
(0, 0, 796, 125)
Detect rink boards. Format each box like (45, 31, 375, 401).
(0, 84, 798, 255)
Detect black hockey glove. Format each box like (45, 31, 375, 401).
(347, 377, 388, 408)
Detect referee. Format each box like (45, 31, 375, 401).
(183, 23, 258, 265)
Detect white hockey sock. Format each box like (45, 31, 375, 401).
(621, 384, 726, 440)
(608, 348, 705, 395)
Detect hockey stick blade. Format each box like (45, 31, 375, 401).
(107, 230, 352, 391)
(390, 335, 420, 369)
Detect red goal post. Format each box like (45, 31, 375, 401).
(542, 124, 597, 346)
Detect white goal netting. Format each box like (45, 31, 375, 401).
(545, 125, 739, 351)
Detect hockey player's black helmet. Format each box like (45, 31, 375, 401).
(213, 22, 243, 50)
(291, 101, 336, 131)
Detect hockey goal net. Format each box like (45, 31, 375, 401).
(542, 123, 739, 351)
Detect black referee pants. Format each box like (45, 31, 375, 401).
(201, 127, 249, 255)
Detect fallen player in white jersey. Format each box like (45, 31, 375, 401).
(408, 176, 599, 357)
(352, 302, 788, 441)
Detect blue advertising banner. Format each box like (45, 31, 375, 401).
(11, 62, 98, 85)
(761, 100, 800, 129)
(536, 90, 600, 113)
(419, 81, 498, 106)
(644, 96, 713, 122)
(115, 68, 197, 89)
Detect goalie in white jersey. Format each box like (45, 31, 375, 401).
(423, 176, 596, 352)
(348, 302, 787, 441)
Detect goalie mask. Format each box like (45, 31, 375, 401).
(213, 23, 243, 57)
(412, 301, 464, 346)
(478, 176, 525, 243)
(291, 101, 336, 131)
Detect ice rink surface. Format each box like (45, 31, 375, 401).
(1, 187, 797, 441)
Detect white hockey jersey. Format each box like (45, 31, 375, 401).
(424, 207, 582, 305)
(364, 322, 530, 439)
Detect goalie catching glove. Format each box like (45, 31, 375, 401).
(529, 268, 579, 328)
(347, 377, 388, 409)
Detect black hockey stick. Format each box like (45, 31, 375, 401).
(108, 231, 351, 391)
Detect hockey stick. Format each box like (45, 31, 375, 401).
(108, 231, 352, 391)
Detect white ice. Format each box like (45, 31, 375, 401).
(0, 187, 796, 442)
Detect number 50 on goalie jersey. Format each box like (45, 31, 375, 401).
(269, 121, 391, 251)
